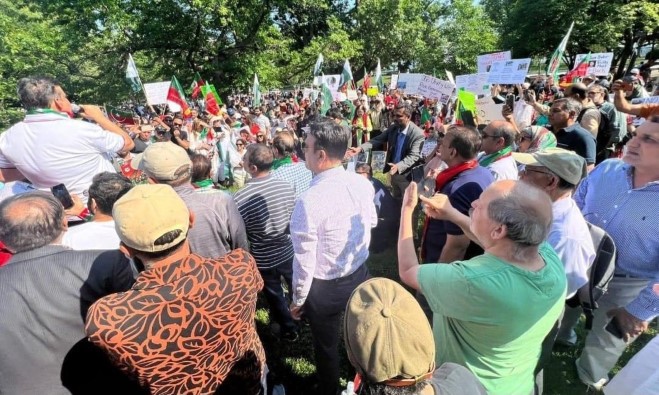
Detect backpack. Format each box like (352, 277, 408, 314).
(567, 222, 617, 330)
(576, 106, 607, 139)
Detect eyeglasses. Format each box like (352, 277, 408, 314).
(481, 133, 500, 140)
(173, 123, 183, 127)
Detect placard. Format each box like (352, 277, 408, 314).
(476, 97, 504, 125)
(143, 81, 171, 105)
(371, 151, 386, 173)
(313, 75, 341, 93)
(347, 89, 358, 100)
(575, 52, 614, 76)
(455, 73, 491, 96)
(367, 86, 379, 96)
(486, 58, 532, 84)
(389, 74, 399, 90)
(631, 96, 659, 105)
(397, 73, 455, 104)
(477, 51, 512, 73)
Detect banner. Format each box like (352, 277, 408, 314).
(477, 51, 512, 73)
(397, 73, 455, 104)
(574, 52, 614, 76)
(631, 96, 659, 105)
(487, 58, 532, 84)
(143, 81, 171, 105)
(313, 75, 341, 93)
(455, 73, 490, 96)
(389, 74, 399, 90)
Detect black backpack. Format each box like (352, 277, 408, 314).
(567, 222, 617, 330)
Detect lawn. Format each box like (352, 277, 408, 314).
(251, 173, 655, 395)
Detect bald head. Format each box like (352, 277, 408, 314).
(272, 132, 295, 158)
(486, 180, 553, 246)
(486, 121, 517, 147)
(0, 191, 66, 253)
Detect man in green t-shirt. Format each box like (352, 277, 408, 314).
(398, 180, 567, 395)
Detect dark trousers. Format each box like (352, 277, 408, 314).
(260, 259, 296, 334)
(304, 264, 370, 395)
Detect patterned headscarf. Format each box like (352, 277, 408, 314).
(522, 126, 557, 153)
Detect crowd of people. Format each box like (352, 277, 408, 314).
(0, 69, 657, 395)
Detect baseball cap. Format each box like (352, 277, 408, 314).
(513, 147, 587, 186)
(344, 278, 435, 384)
(113, 184, 190, 253)
(138, 142, 192, 182)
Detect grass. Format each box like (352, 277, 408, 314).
(252, 173, 656, 395)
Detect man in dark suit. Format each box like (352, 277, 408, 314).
(350, 103, 425, 198)
(0, 191, 135, 395)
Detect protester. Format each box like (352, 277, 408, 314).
(131, 124, 154, 154)
(564, 82, 601, 137)
(587, 84, 627, 163)
(85, 184, 266, 395)
(351, 104, 425, 199)
(548, 98, 596, 170)
(234, 144, 299, 341)
(137, 142, 248, 258)
(611, 79, 659, 119)
(0, 191, 134, 395)
(351, 105, 372, 144)
(289, 119, 376, 395)
(344, 278, 487, 395)
(190, 154, 221, 192)
(271, 132, 312, 198)
(62, 172, 133, 250)
(0, 77, 134, 202)
(399, 180, 567, 395)
(567, 117, 659, 391)
(517, 126, 557, 153)
(478, 120, 519, 180)
(230, 138, 249, 187)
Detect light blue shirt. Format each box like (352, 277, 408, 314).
(574, 159, 659, 321)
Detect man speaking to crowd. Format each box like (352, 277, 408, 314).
(0, 76, 134, 202)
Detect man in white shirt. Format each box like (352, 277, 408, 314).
(62, 172, 133, 250)
(289, 119, 377, 395)
(478, 120, 519, 180)
(0, 77, 134, 202)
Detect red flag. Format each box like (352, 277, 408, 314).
(363, 70, 371, 91)
(190, 72, 205, 99)
(167, 76, 189, 114)
(560, 53, 591, 88)
(201, 83, 220, 116)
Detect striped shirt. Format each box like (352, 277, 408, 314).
(271, 161, 312, 199)
(234, 175, 296, 269)
(574, 159, 659, 321)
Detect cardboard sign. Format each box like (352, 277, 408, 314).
(486, 58, 532, 84)
(143, 81, 171, 105)
(574, 52, 614, 76)
(347, 89, 358, 100)
(476, 97, 504, 125)
(477, 51, 512, 73)
(456, 73, 490, 96)
(397, 73, 455, 104)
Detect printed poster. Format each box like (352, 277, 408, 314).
(455, 73, 491, 96)
(477, 51, 512, 73)
(397, 73, 455, 104)
(574, 53, 614, 76)
(143, 81, 171, 105)
(486, 58, 532, 84)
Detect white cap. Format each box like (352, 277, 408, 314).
(631, 68, 640, 75)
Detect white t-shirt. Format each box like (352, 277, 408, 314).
(62, 220, 121, 250)
(0, 111, 124, 202)
(486, 154, 519, 181)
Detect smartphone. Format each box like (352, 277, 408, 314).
(605, 318, 625, 339)
(506, 94, 515, 109)
(51, 183, 74, 209)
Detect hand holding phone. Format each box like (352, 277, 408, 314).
(51, 183, 74, 209)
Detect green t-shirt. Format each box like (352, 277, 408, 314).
(418, 243, 566, 395)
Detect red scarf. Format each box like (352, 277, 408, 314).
(420, 159, 479, 261)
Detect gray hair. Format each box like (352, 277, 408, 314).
(0, 191, 66, 253)
(17, 76, 62, 111)
(553, 98, 582, 119)
(487, 184, 552, 250)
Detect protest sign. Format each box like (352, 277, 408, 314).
(347, 89, 358, 100)
(143, 81, 171, 105)
(631, 96, 659, 105)
(371, 151, 386, 173)
(486, 58, 532, 84)
(397, 73, 455, 104)
(367, 86, 379, 96)
(457, 90, 477, 114)
(575, 53, 614, 76)
(389, 74, 399, 90)
(476, 97, 504, 125)
(313, 75, 341, 93)
(477, 51, 512, 73)
(455, 73, 490, 96)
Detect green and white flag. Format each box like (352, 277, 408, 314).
(252, 73, 261, 107)
(313, 53, 324, 77)
(125, 54, 142, 93)
(339, 59, 353, 89)
(375, 58, 384, 91)
(320, 83, 333, 116)
(547, 21, 574, 82)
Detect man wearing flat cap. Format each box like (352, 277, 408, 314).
(344, 278, 487, 395)
(85, 184, 266, 395)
